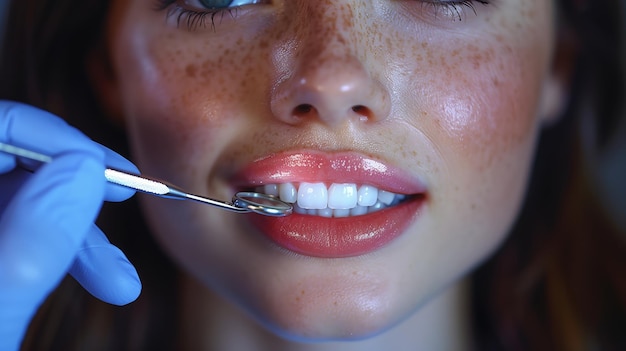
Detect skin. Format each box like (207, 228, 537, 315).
(96, 0, 561, 349)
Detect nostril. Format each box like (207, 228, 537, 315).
(352, 105, 367, 114)
(293, 104, 314, 117)
(351, 105, 372, 121)
(292, 104, 374, 121)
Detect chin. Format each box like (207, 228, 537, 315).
(253, 297, 398, 343)
(228, 259, 417, 343)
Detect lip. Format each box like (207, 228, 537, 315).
(233, 151, 427, 258)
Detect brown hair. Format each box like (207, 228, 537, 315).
(472, 1, 626, 350)
(1, 1, 624, 350)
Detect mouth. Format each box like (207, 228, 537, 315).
(233, 151, 427, 258)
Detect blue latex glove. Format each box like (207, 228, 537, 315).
(0, 101, 142, 350)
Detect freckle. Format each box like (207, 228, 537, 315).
(185, 64, 197, 78)
(471, 54, 483, 69)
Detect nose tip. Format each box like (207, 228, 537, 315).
(271, 56, 391, 128)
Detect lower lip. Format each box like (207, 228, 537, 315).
(248, 196, 425, 258)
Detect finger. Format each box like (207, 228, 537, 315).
(0, 168, 29, 213)
(0, 153, 105, 348)
(69, 225, 141, 306)
(0, 152, 15, 173)
(0, 101, 138, 202)
(0, 101, 102, 159)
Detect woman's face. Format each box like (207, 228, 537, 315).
(102, 0, 557, 340)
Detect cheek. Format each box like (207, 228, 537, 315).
(404, 34, 549, 218)
(393, 34, 551, 268)
(108, 16, 272, 180)
(425, 41, 544, 172)
(421, 3, 554, 174)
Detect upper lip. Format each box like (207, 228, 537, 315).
(231, 149, 427, 195)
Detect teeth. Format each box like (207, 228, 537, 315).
(318, 207, 334, 218)
(297, 182, 328, 209)
(368, 201, 387, 213)
(257, 182, 409, 217)
(293, 203, 307, 214)
(279, 183, 297, 203)
(357, 185, 378, 206)
(350, 205, 368, 216)
(328, 183, 357, 209)
(263, 184, 279, 197)
(377, 190, 396, 205)
(333, 209, 351, 218)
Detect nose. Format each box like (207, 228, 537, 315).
(270, 8, 391, 128)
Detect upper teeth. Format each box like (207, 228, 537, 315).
(257, 182, 407, 217)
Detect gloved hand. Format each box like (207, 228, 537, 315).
(0, 101, 142, 350)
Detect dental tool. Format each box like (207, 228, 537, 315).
(0, 142, 292, 217)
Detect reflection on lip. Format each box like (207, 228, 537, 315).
(233, 151, 427, 194)
(234, 151, 428, 258)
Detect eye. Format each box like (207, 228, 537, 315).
(414, 0, 492, 21)
(184, 0, 263, 11)
(155, 0, 268, 31)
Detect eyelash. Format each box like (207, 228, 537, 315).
(153, 0, 492, 31)
(154, 0, 241, 31)
(422, 0, 491, 21)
